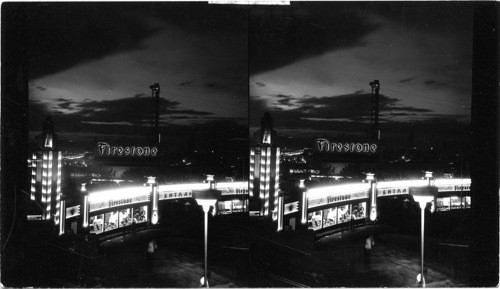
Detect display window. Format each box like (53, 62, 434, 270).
(322, 207, 337, 228)
(218, 201, 232, 215)
(464, 196, 471, 208)
(104, 211, 119, 232)
(90, 214, 104, 234)
(451, 196, 465, 209)
(436, 196, 470, 211)
(133, 205, 148, 223)
(232, 199, 244, 213)
(308, 211, 323, 231)
(351, 202, 366, 219)
(119, 208, 132, 227)
(337, 205, 351, 224)
(436, 197, 450, 211)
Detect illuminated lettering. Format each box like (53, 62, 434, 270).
(316, 139, 329, 152)
(96, 143, 158, 157)
(109, 198, 133, 207)
(97, 142, 110, 155)
(454, 185, 470, 191)
(380, 188, 407, 196)
(315, 139, 378, 154)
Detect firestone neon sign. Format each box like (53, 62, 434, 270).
(315, 139, 377, 154)
(97, 142, 158, 157)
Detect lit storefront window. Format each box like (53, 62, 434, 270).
(133, 205, 148, 223)
(436, 196, 470, 211)
(337, 205, 351, 224)
(90, 214, 104, 234)
(308, 201, 367, 231)
(218, 201, 232, 215)
(217, 200, 246, 215)
(322, 207, 337, 228)
(352, 202, 366, 219)
(105, 211, 119, 232)
(92, 205, 149, 234)
(308, 211, 323, 231)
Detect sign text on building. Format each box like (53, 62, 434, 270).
(159, 191, 193, 200)
(96, 142, 158, 157)
(377, 187, 408, 197)
(308, 191, 368, 209)
(315, 139, 377, 154)
(90, 194, 150, 212)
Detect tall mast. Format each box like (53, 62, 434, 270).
(150, 83, 160, 144)
(369, 80, 380, 141)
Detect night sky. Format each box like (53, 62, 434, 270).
(249, 2, 473, 145)
(21, 3, 248, 142)
(11, 2, 476, 149)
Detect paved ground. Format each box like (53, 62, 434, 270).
(97, 228, 244, 288)
(77, 223, 469, 287)
(250, 223, 468, 287)
(310, 225, 467, 287)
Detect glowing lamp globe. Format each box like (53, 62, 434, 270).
(410, 186, 437, 209)
(193, 189, 221, 215)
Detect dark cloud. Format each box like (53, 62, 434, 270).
(277, 99, 293, 106)
(391, 106, 432, 113)
(424, 80, 436, 85)
(399, 77, 415, 83)
(165, 109, 213, 116)
(4, 3, 160, 80)
(276, 94, 293, 99)
(57, 101, 75, 110)
(255, 82, 266, 87)
(251, 93, 439, 135)
(29, 95, 220, 135)
(249, 2, 380, 75)
(54, 98, 72, 102)
(36, 86, 46, 91)
(168, 116, 194, 120)
(4, 3, 249, 80)
(179, 80, 195, 86)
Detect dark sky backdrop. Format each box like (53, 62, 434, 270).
(21, 3, 248, 143)
(249, 2, 473, 146)
(13, 2, 475, 150)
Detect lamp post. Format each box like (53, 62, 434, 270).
(147, 176, 159, 225)
(192, 184, 221, 288)
(409, 185, 437, 287)
(366, 173, 377, 221)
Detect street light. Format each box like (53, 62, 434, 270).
(366, 173, 377, 221)
(147, 176, 159, 225)
(409, 185, 437, 287)
(192, 184, 221, 288)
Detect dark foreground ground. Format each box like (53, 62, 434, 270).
(5, 219, 471, 287)
(86, 223, 468, 287)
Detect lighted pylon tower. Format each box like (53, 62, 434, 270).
(250, 113, 280, 218)
(369, 80, 380, 140)
(150, 83, 161, 144)
(29, 116, 62, 222)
